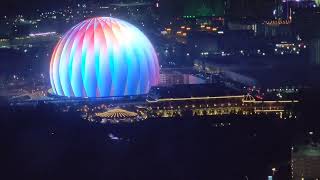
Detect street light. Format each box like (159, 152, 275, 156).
(272, 168, 277, 176)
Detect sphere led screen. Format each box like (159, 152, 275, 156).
(50, 17, 160, 97)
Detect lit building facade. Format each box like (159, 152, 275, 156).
(144, 95, 297, 119)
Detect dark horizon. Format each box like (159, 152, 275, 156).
(0, 0, 277, 18)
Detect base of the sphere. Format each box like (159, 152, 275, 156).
(47, 88, 148, 102)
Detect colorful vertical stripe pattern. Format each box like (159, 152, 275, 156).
(50, 17, 160, 97)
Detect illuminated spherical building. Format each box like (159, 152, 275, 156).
(50, 17, 159, 97)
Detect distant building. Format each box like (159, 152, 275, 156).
(310, 38, 320, 65)
(0, 38, 9, 48)
(257, 19, 293, 39)
(9, 32, 59, 47)
(292, 143, 320, 179)
(292, 7, 320, 40)
(145, 90, 298, 118)
(159, 70, 205, 86)
(279, 0, 317, 19)
(227, 21, 257, 32)
(291, 7, 320, 66)
(194, 59, 257, 86)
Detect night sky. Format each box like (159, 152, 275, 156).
(1, 0, 73, 15)
(0, 0, 275, 18)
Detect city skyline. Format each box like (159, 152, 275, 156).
(0, 0, 320, 179)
